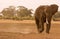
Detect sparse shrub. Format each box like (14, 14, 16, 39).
(52, 11, 60, 21)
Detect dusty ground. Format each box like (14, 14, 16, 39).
(0, 19, 60, 39)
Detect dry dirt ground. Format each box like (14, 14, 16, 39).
(0, 19, 60, 39)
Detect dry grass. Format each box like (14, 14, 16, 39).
(0, 19, 60, 39)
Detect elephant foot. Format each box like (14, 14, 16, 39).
(39, 29, 44, 33)
(40, 30, 43, 33)
(46, 31, 49, 34)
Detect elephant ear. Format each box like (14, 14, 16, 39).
(50, 4, 59, 15)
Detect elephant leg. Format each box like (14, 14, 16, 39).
(46, 18, 51, 34)
(40, 22, 44, 33)
(39, 18, 44, 33)
(35, 17, 40, 32)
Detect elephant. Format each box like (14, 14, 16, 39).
(35, 4, 59, 34)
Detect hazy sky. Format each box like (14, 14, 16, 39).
(0, 0, 60, 12)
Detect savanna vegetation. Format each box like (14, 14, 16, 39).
(0, 6, 34, 20)
(53, 11, 60, 21)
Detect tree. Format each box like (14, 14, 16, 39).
(16, 6, 32, 17)
(1, 6, 16, 19)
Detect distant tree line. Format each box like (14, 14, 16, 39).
(0, 6, 34, 20)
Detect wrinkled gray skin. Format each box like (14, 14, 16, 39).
(35, 4, 59, 34)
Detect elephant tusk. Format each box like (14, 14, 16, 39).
(46, 19, 49, 24)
